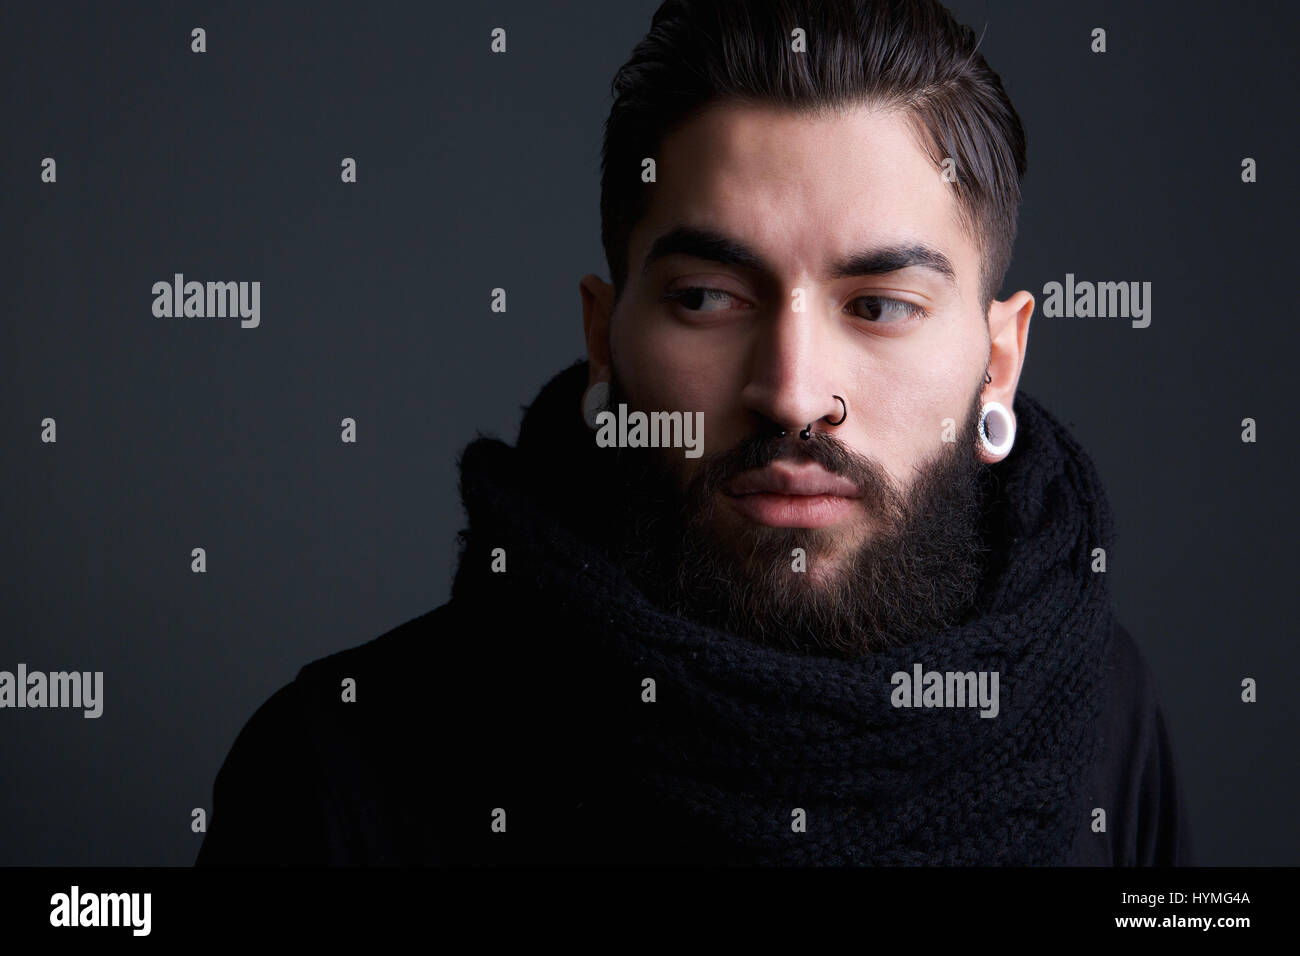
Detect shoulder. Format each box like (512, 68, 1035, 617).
(1068, 619, 1195, 866)
(271, 600, 473, 762)
(195, 602, 460, 865)
(292, 602, 457, 705)
(1100, 620, 1160, 735)
(194, 672, 335, 864)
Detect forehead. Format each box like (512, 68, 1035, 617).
(635, 100, 977, 294)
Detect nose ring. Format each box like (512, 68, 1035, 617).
(795, 395, 847, 440)
(826, 395, 847, 426)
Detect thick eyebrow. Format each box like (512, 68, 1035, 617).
(642, 224, 957, 288)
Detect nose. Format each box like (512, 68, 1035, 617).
(739, 298, 845, 435)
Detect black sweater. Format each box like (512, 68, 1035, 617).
(194, 601, 1194, 866)
(197, 363, 1195, 867)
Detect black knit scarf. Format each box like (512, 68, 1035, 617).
(447, 361, 1116, 866)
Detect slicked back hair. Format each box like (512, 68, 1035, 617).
(600, 0, 1027, 312)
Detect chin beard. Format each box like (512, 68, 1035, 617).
(598, 385, 995, 658)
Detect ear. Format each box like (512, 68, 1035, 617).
(579, 274, 616, 389)
(978, 289, 1034, 463)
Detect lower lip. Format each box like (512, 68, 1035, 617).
(724, 492, 859, 528)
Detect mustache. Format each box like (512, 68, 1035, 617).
(600, 373, 977, 518)
(690, 429, 899, 511)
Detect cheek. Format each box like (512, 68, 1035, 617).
(843, 338, 977, 476)
(609, 318, 724, 490)
(612, 313, 736, 416)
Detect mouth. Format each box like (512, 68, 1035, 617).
(721, 462, 862, 529)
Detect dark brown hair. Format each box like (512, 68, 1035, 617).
(600, 0, 1027, 310)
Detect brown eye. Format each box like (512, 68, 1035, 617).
(664, 287, 738, 312)
(850, 295, 927, 322)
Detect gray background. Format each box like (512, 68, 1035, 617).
(1, 0, 1295, 865)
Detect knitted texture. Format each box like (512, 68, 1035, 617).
(449, 362, 1116, 865)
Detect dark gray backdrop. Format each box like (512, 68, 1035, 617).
(2, 0, 1296, 865)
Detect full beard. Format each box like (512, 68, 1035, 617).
(598, 379, 996, 659)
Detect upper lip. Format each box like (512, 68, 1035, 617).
(723, 462, 861, 498)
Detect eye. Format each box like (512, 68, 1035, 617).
(848, 295, 929, 323)
(663, 287, 929, 323)
(662, 286, 743, 313)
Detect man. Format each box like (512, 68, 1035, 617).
(197, 0, 1193, 866)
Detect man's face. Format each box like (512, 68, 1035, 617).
(588, 101, 1008, 654)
